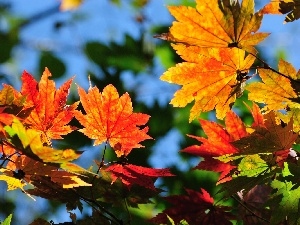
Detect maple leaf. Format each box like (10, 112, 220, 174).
(150, 188, 234, 225)
(233, 111, 298, 157)
(5, 155, 91, 189)
(75, 84, 152, 157)
(5, 155, 55, 183)
(21, 68, 78, 144)
(0, 169, 26, 191)
(4, 119, 82, 166)
(270, 179, 300, 224)
(105, 163, 174, 190)
(0, 84, 33, 138)
(237, 185, 272, 225)
(162, 0, 268, 54)
(246, 59, 300, 112)
(247, 102, 265, 128)
(27, 175, 81, 205)
(182, 110, 247, 183)
(261, 0, 300, 23)
(162, 45, 256, 121)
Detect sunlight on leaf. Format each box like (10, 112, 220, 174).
(261, 0, 300, 23)
(162, 46, 255, 121)
(238, 155, 269, 177)
(75, 84, 152, 157)
(21, 68, 78, 144)
(164, 0, 268, 54)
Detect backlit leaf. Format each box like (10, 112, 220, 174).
(162, 46, 255, 121)
(233, 111, 297, 156)
(246, 59, 300, 114)
(261, 0, 300, 23)
(106, 163, 173, 190)
(75, 84, 152, 157)
(21, 68, 78, 144)
(164, 0, 268, 54)
(2, 214, 12, 225)
(270, 179, 300, 224)
(0, 169, 26, 191)
(238, 155, 269, 177)
(182, 110, 247, 183)
(4, 119, 82, 165)
(0, 84, 32, 137)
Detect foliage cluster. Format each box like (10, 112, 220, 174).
(2, 0, 300, 224)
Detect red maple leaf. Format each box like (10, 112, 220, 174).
(106, 163, 174, 190)
(21, 68, 78, 144)
(182, 111, 247, 183)
(150, 188, 234, 224)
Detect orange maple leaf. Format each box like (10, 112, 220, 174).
(162, 45, 255, 121)
(182, 110, 247, 183)
(163, 0, 269, 54)
(21, 68, 78, 144)
(75, 84, 152, 157)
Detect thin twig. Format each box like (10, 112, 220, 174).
(231, 194, 270, 223)
(248, 51, 300, 84)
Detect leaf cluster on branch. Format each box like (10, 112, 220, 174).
(2, 0, 300, 224)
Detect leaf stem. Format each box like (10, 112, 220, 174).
(74, 189, 124, 225)
(249, 51, 300, 83)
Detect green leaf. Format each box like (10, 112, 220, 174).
(166, 215, 176, 225)
(270, 179, 300, 224)
(2, 214, 12, 225)
(238, 155, 269, 177)
(85, 35, 152, 73)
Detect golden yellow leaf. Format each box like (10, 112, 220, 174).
(166, 0, 269, 54)
(246, 59, 300, 112)
(161, 45, 255, 121)
(0, 169, 26, 191)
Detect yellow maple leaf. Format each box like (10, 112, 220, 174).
(246, 59, 300, 111)
(0, 174, 26, 191)
(164, 0, 269, 54)
(161, 45, 255, 121)
(5, 119, 81, 164)
(246, 59, 300, 132)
